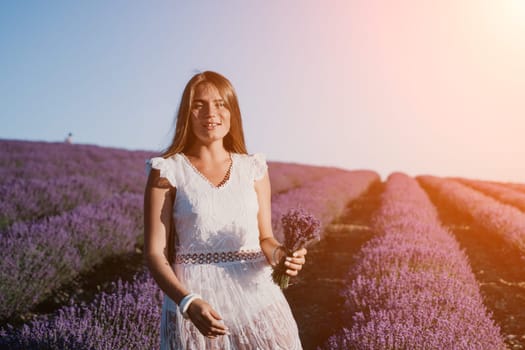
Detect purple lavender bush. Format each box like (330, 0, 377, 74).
(272, 208, 321, 289)
(454, 177, 525, 212)
(319, 172, 506, 350)
(0, 139, 154, 320)
(0, 270, 163, 350)
(501, 181, 525, 194)
(0, 192, 143, 320)
(268, 162, 345, 195)
(418, 175, 525, 256)
(0, 175, 111, 230)
(0, 139, 151, 192)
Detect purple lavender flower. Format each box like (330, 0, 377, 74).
(272, 208, 321, 289)
(282, 208, 321, 252)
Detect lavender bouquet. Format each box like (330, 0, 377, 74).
(272, 208, 321, 289)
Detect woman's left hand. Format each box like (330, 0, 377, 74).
(284, 247, 307, 276)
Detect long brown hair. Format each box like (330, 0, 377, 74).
(161, 71, 248, 264)
(161, 71, 248, 158)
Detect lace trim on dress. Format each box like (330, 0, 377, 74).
(180, 153, 234, 189)
(175, 249, 265, 265)
(252, 153, 268, 181)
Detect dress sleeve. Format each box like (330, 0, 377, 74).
(252, 153, 268, 181)
(145, 156, 177, 187)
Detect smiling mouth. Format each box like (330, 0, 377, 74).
(203, 122, 222, 129)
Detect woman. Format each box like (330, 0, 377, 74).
(144, 71, 307, 349)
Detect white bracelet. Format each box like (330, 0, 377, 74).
(178, 293, 202, 319)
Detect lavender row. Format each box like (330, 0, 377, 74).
(1, 269, 163, 350)
(0, 154, 151, 180)
(0, 139, 153, 188)
(321, 173, 505, 350)
(418, 175, 525, 256)
(0, 175, 113, 230)
(452, 177, 525, 213)
(0, 139, 152, 165)
(486, 180, 525, 194)
(0, 158, 149, 193)
(269, 161, 346, 195)
(0, 192, 143, 321)
(271, 170, 380, 242)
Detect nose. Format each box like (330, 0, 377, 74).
(201, 103, 218, 118)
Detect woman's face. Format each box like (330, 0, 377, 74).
(189, 83, 231, 146)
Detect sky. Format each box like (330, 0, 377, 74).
(1, 0, 524, 182)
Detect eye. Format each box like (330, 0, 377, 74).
(192, 102, 203, 109)
(216, 101, 226, 108)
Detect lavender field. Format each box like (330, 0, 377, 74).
(1, 139, 524, 349)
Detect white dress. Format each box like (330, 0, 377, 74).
(146, 152, 302, 350)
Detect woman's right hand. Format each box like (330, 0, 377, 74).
(186, 298, 230, 338)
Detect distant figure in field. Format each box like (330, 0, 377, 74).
(65, 132, 73, 144)
(144, 71, 306, 349)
